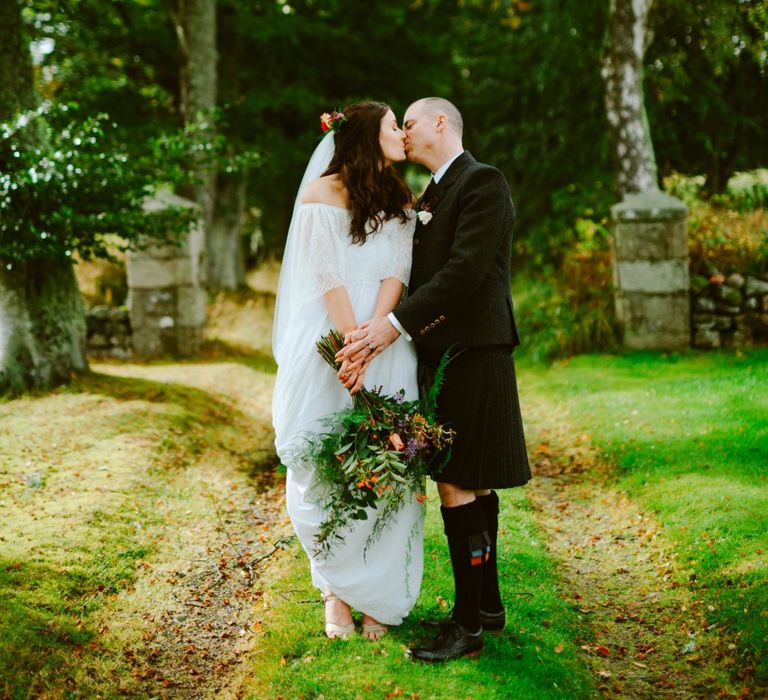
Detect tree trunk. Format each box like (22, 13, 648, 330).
(0, 0, 87, 395)
(171, 0, 218, 285)
(0, 261, 87, 394)
(209, 170, 246, 289)
(206, 1, 246, 289)
(0, 0, 37, 118)
(704, 134, 738, 198)
(602, 0, 659, 198)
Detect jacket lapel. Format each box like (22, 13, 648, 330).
(428, 151, 475, 210)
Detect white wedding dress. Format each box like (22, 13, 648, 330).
(272, 203, 423, 625)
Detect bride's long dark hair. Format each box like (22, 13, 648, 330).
(322, 101, 412, 245)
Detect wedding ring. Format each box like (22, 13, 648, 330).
(367, 343, 376, 351)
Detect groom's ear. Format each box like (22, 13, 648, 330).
(435, 114, 447, 133)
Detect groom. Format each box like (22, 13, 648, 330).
(340, 97, 531, 661)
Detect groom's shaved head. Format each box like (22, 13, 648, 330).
(411, 97, 463, 136)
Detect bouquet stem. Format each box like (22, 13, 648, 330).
(316, 329, 375, 412)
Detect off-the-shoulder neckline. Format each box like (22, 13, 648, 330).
(299, 203, 416, 215)
(299, 202, 351, 213)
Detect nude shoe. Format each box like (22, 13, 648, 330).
(361, 615, 388, 641)
(323, 592, 355, 639)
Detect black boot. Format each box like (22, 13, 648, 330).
(420, 493, 506, 632)
(477, 490, 505, 629)
(408, 500, 489, 662)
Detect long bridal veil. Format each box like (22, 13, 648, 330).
(272, 132, 336, 366)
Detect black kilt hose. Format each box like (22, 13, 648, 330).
(395, 152, 531, 491)
(418, 347, 531, 489)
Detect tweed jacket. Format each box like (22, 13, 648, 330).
(395, 151, 521, 359)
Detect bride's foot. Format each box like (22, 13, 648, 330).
(361, 614, 388, 641)
(323, 591, 355, 639)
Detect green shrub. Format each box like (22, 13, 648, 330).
(515, 215, 619, 362)
(0, 103, 199, 265)
(686, 204, 768, 277)
(714, 170, 768, 212)
(665, 169, 768, 213)
(663, 171, 768, 278)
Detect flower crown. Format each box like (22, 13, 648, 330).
(320, 111, 347, 134)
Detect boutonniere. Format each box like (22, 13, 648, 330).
(417, 200, 433, 225)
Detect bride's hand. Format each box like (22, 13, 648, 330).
(337, 351, 365, 389)
(349, 367, 367, 394)
(337, 364, 366, 394)
(337, 350, 365, 384)
(340, 327, 367, 363)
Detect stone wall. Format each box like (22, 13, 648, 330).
(690, 272, 768, 349)
(86, 305, 132, 359)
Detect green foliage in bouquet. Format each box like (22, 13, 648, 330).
(306, 330, 454, 558)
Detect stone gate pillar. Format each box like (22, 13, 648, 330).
(127, 189, 206, 357)
(611, 190, 690, 350)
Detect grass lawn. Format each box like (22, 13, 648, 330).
(240, 482, 595, 699)
(520, 349, 768, 685)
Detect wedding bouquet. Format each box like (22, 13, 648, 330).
(306, 330, 454, 558)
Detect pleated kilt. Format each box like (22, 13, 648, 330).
(418, 345, 531, 490)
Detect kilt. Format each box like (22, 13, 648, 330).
(418, 346, 531, 490)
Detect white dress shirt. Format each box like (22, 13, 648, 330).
(432, 151, 464, 184)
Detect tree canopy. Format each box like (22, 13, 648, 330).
(6, 0, 768, 264)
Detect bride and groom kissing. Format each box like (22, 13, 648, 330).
(272, 97, 531, 662)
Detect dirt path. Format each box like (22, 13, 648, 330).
(93, 360, 292, 699)
(524, 400, 751, 699)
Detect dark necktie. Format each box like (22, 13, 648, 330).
(420, 178, 436, 208)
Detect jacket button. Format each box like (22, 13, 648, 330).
(420, 329, 426, 336)
(413, 238, 420, 245)
(439, 315, 446, 321)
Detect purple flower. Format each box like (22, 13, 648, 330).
(403, 438, 419, 461)
(403, 436, 427, 461)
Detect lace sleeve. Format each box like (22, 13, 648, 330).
(296, 206, 345, 302)
(387, 215, 415, 285)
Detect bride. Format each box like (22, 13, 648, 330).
(271, 102, 422, 640)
